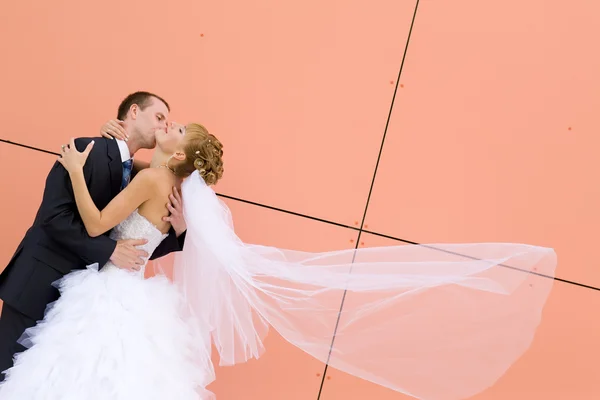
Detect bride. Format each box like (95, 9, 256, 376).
(0, 121, 557, 400)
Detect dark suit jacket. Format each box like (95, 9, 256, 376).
(0, 137, 185, 321)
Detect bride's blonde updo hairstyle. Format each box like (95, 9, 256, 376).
(174, 123, 224, 185)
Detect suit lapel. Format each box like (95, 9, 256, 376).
(106, 139, 122, 197)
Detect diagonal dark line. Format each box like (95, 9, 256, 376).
(0, 138, 379, 233)
(0, 138, 367, 231)
(202, 190, 600, 292)
(217, 193, 363, 231)
(0, 139, 62, 156)
(316, 1, 422, 398)
(359, 231, 599, 291)
(1, 136, 597, 293)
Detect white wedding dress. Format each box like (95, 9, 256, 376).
(0, 210, 216, 400)
(0, 171, 559, 400)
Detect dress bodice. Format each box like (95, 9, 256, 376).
(103, 210, 168, 277)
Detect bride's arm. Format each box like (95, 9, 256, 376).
(69, 169, 155, 237)
(58, 139, 156, 237)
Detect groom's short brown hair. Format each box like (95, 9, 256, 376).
(117, 91, 170, 120)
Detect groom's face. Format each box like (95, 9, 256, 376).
(133, 97, 169, 148)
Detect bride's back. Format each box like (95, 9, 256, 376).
(135, 167, 182, 235)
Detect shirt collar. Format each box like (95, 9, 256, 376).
(115, 139, 132, 162)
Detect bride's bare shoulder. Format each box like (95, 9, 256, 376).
(137, 167, 178, 195)
(129, 167, 171, 191)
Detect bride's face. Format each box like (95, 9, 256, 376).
(156, 122, 186, 153)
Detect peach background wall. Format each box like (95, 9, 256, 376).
(1, 0, 599, 398)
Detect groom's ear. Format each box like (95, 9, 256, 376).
(129, 104, 139, 120)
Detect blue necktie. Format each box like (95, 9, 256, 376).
(121, 159, 133, 190)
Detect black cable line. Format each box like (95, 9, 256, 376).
(210, 189, 598, 291)
(315, 1, 420, 397)
(0, 134, 595, 295)
(0, 139, 61, 156)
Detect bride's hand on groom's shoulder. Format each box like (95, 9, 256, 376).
(57, 138, 94, 174)
(100, 119, 128, 141)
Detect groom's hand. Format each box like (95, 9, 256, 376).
(110, 239, 149, 271)
(163, 186, 186, 237)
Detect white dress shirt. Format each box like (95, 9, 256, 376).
(115, 139, 132, 163)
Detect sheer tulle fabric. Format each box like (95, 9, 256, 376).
(156, 171, 556, 400)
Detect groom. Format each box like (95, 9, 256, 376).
(0, 91, 187, 377)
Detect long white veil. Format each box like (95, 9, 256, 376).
(161, 171, 556, 400)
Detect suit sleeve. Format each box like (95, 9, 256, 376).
(39, 138, 116, 266)
(149, 229, 186, 260)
